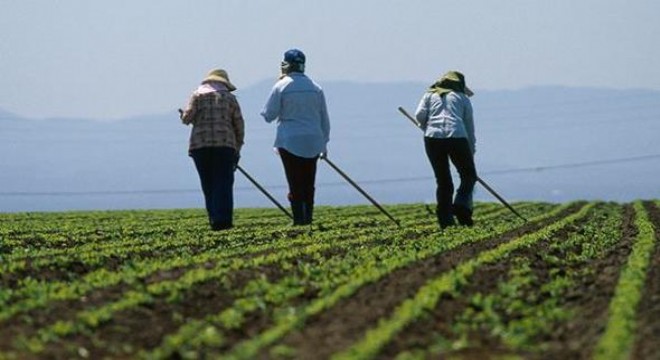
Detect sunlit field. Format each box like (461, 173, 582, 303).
(1, 201, 658, 359)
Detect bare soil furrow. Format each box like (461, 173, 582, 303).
(536, 204, 636, 359)
(258, 204, 584, 359)
(3, 228, 311, 285)
(37, 265, 282, 359)
(17, 244, 355, 359)
(198, 233, 436, 356)
(0, 282, 129, 354)
(378, 204, 602, 359)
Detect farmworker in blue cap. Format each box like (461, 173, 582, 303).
(261, 49, 331, 226)
(415, 70, 477, 229)
(179, 68, 245, 231)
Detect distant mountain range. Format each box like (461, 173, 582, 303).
(1, 82, 659, 212)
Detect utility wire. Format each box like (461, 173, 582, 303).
(482, 154, 660, 175)
(1, 154, 658, 197)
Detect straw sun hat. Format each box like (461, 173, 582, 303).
(202, 69, 236, 91)
(430, 70, 474, 97)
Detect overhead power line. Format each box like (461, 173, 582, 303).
(0, 154, 659, 197)
(482, 153, 660, 175)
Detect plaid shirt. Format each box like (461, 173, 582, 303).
(181, 83, 245, 155)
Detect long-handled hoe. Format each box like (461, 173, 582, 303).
(321, 156, 401, 227)
(236, 165, 293, 220)
(397, 106, 527, 222)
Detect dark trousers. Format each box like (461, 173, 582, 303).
(191, 146, 236, 228)
(279, 148, 318, 224)
(424, 137, 477, 227)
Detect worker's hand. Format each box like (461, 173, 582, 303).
(233, 153, 240, 171)
(319, 151, 328, 159)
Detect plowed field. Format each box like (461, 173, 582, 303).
(0, 201, 657, 359)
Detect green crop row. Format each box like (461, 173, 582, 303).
(8, 203, 536, 357)
(3, 203, 430, 264)
(0, 202, 535, 316)
(593, 201, 657, 360)
(18, 236, 347, 354)
(0, 202, 565, 359)
(1, 218, 402, 323)
(142, 204, 528, 359)
(423, 203, 625, 358)
(331, 202, 593, 360)
(217, 203, 575, 359)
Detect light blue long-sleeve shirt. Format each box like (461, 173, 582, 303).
(415, 91, 476, 153)
(261, 73, 330, 158)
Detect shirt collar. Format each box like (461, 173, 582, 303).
(196, 82, 228, 94)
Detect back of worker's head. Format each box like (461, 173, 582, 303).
(281, 49, 306, 75)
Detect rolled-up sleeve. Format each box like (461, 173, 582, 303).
(181, 94, 197, 125)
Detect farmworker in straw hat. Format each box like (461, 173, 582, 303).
(179, 69, 245, 231)
(261, 49, 331, 226)
(415, 70, 477, 229)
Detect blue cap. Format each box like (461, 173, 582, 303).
(283, 49, 306, 64)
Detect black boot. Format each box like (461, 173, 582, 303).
(291, 201, 306, 226)
(453, 204, 473, 227)
(439, 216, 456, 229)
(301, 202, 314, 225)
(210, 219, 233, 231)
(437, 208, 456, 230)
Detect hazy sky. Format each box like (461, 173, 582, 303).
(1, 0, 659, 119)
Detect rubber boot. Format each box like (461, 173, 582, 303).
(209, 217, 233, 231)
(291, 201, 306, 226)
(453, 204, 473, 227)
(302, 202, 314, 225)
(437, 207, 456, 230)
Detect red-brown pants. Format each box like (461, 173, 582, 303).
(278, 148, 319, 204)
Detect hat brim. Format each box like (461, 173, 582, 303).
(437, 71, 474, 97)
(202, 75, 237, 91)
(430, 83, 474, 97)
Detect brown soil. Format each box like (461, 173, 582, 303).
(255, 204, 584, 359)
(39, 265, 285, 359)
(8, 202, 655, 360)
(534, 204, 637, 359)
(0, 282, 130, 354)
(377, 203, 600, 359)
(2, 227, 310, 286)
(14, 242, 358, 359)
(0, 222, 385, 354)
(1, 255, 129, 288)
